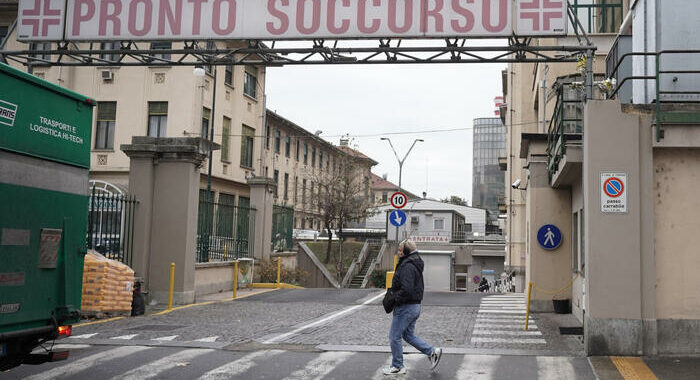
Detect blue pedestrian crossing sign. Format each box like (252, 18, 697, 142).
(389, 210, 407, 227)
(537, 224, 562, 250)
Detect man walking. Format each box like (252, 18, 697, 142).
(383, 239, 442, 375)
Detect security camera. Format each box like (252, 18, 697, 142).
(511, 179, 522, 189)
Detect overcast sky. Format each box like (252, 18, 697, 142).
(265, 55, 504, 204)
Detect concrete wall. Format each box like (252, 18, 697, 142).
(296, 243, 339, 288)
(525, 139, 573, 312)
(653, 148, 700, 354)
(582, 100, 655, 355)
(571, 177, 586, 322)
(194, 262, 236, 297)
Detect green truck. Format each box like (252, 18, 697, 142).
(0, 62, 94, 370)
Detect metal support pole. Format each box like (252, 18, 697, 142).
(525, 281, 533, 330)
(276, 257, 281, 288)
(585, 49, 594, 101)
(168, 262, 175, 310)
(233, 260, 238, 300)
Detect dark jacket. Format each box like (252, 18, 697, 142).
(391, 251, 424, 305)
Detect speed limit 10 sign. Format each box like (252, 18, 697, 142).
(390, 192, 408, 209)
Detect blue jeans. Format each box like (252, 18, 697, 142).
(389, 303, 434, 368)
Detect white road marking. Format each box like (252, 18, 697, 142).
(24, 346, 152, 380)
(371, 353, 423, 380)
(32, 344, 92, 351)
(263, 291, 385, 344)
(474, 323, 538, 330)
(536, 356, 576, 379)
(152, 335, 178, 341)
(69, 333, 99, 339)
(471, 329, 542, 336)
(110, 334, 139, 340)
(455, 354, 499, 379)
(117, 348, 213, 380)
(198, 350, 283, 380)
(283, 351, 355, 380)
(195, 336, 220, 342)
(478, 310, 527, 314)
(470, 337, 546, 344)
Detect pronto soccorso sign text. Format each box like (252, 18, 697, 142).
(18, 0, 567, 41)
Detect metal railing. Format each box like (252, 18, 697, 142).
(546, 81, 584, 181)
(272, 205, 294, 251)
(607, 50, 700, 141)
(197, 197, 256, 262)
(571, 0, 624, 34)
(86, 187, 138, 267)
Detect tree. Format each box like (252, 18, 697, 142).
(441, 195, 468, 207)
(312, 153, 375, 269)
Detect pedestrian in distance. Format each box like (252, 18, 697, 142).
(383, 239, 442, 376)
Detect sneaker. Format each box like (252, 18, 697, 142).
(382, 366, 407, 375)
(429, 347, 443, 370)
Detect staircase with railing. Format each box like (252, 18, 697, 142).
(349, 240, 383, 288)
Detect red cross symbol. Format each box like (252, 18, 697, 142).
(21, 0, 62, 37)
(519, 0, 565, 32)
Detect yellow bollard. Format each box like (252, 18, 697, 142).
(276, 257, 281, 289)
(386, 271, 394, 289)
(168, 262, 175, 310)
(525, 282, 533, 330)
(233, 260, 238, 300)
(393, 253, 397, 270)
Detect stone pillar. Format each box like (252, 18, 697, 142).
(523, 135, 573, 312)
(247, 177, 275, 261)
(122, 137, 213, 305)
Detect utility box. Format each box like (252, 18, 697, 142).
(0, 62, 94, 369)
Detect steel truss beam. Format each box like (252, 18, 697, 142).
(1, 38, 594, 67)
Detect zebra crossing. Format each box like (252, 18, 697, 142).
(69, 332, 222, 343)
(6, 344, 595, 380)
(471, 294, 546, 346)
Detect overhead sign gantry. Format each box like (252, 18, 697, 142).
(3, 0, 594, 70)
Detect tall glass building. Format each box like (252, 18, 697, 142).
(472, 111, 506, 234)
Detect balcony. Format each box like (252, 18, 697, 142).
(498, 156, 507, 171)
(571, 0, 624, 35)
(546, 78, 589, 187)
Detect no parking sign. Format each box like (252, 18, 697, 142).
(601, 173, 627, 213)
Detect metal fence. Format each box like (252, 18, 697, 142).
(197, 195, 256, 262)
(272, 205, 294, 251)
(86, 187, 138, 267)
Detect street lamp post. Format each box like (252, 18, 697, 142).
(380, 138, 423, 243)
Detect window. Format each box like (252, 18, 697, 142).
(411, 216, 419, 225)
(319, 151, 323, 170)
(573, 211, 579, 272)
(0, 26, 8, 46)
(580, 209, 585, 277)
(274, 129, 281, 153)
(303, 143, 308, 164)
(150, 41, 171, 61)
(284, 173, 289, 200)
(201, 107, 211, 140)
(240, 125, 254, 168)
(221, 116, 231, 162)
(29, 42, 51, 62)
(311, 147, 316, 167)
(382, 192, 388, 203)
(244, 66, 257, 98)
(295, 139, 300, 160)
(265, 125, 270, 150)
(100, 42, 119, 62)
(95, 102, 116, 150)
(273, 170, 279, 197)
(224, 65, 233, 85)
(285, 136, 291, 157)
(434, 218, 445, 230)
(147, 102, 168, 137)
(294, 176, 299, 202)
(302, 179, 307, 206)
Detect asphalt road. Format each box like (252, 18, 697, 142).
(2, 289, 597, 379)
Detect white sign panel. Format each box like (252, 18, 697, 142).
(600, 172, 627, 213)
(17, 0, 567, 42)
